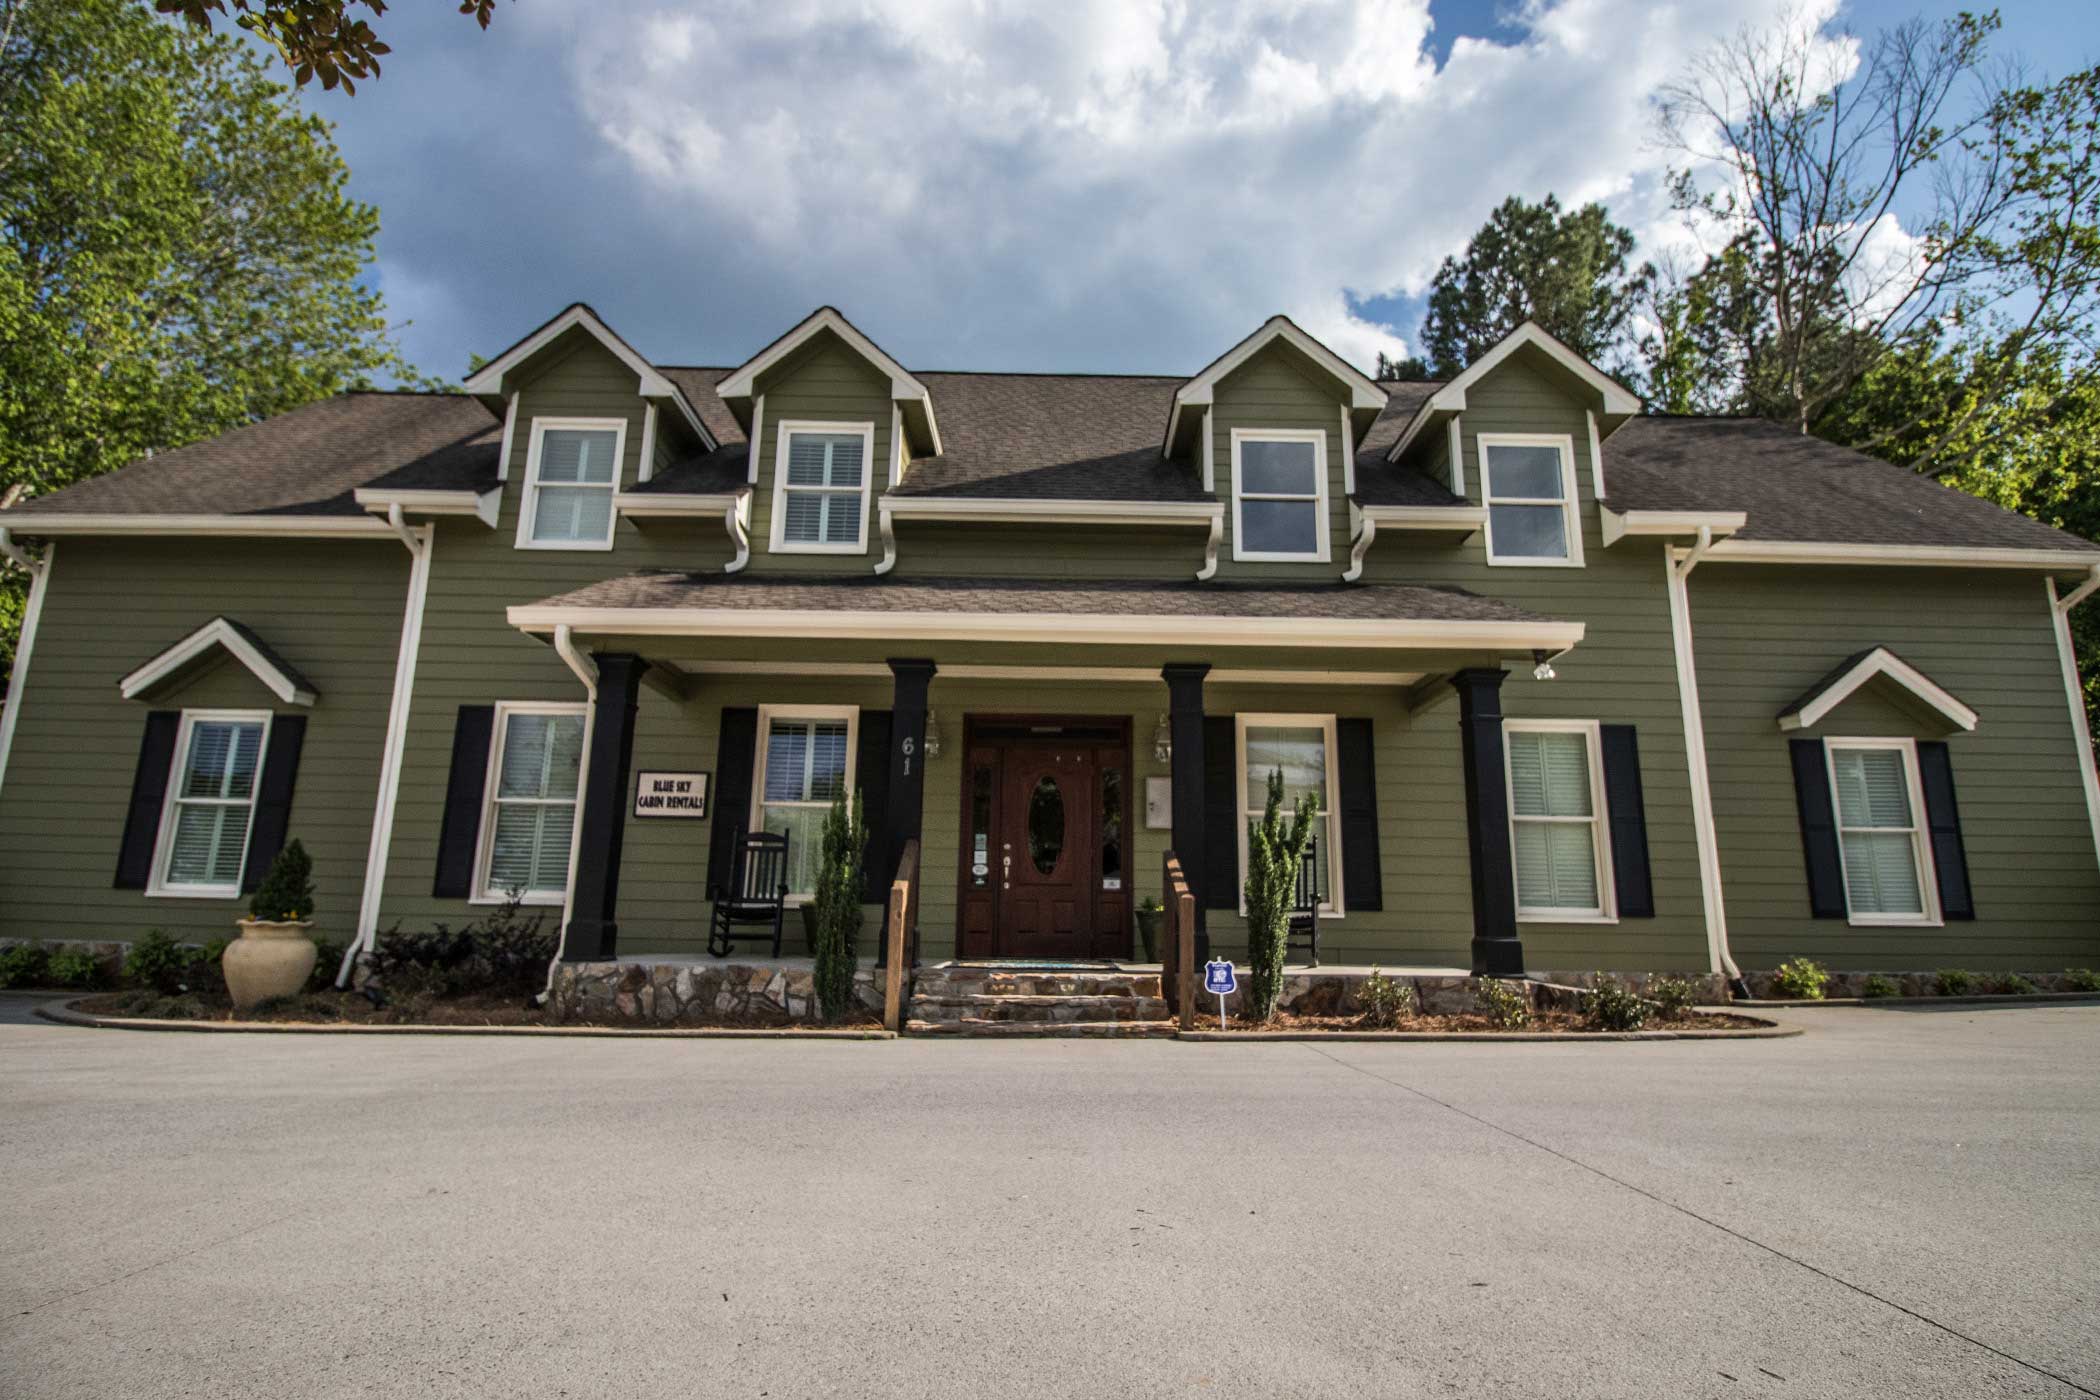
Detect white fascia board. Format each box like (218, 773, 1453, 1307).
(462, 304, 715, 450)
(1165, 315, 1388, 455)
(354, 488, 502, 528)
(1, 514, 395, 538)
(1779, 646, 1979, 733)
(507, 604, 1585, 653)
(1600, 508, 1748, 547)
(612, 490, 745, 519)
(879, 497, 1223, 527)
(1359, 504, 1489, 532)
(120, 617, 316, 707)
(1386, 322, 1641, 463)
(715, 307, 930, 405)
(1700, 539, 2100, 571)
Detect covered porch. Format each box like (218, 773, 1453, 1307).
(506, 573, 1585, 980)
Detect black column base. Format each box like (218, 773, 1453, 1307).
(563, 919, 618, 963)
(1470, 935, 1525, 978)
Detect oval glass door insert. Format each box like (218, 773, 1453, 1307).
(1028, 775, 1065, 874)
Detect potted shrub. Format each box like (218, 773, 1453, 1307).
(1134, 896, 1163, 962)
(222, 839, 318, 1009)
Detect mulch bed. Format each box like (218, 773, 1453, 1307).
(1188, 1008, 1769, 1034)
(73, 989, 883, 1032)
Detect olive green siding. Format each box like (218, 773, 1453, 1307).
(888, 523, 1200, 580)
(1693, 565, 2100, 971)
(1209, 349, 1351, 583)
(0, 538, 408, 946)
(744, 334, 896, 573)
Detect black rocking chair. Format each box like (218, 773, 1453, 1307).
(708, 829, 790, 958)
(1285, 841, 1321, 968)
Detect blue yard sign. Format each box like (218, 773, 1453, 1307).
(1203, 958, 1236, 1027)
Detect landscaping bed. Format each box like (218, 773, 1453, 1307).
(1184, 1006, 1773, 1035)
(69, 987, 884, 1032)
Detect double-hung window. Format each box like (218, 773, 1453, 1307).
(477, 704, 586, 904)
(771, 421, 873, 553)
(519, 418, 624, 550)
(1505, 720, 1614, 920)
(1230, 429, 1330, 562)
(1826, 739, 1938, 924)
(752, 705, 859, 900)
(151, 710, 269, 897)
(1480, 433, 1583, 566)
(1234, 714, 1343, 915)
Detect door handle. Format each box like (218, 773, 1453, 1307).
(1002, 852, 1011, 889)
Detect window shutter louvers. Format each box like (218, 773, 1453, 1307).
(1202, 715, 1237, 910)
(432, 705, 496, 899)
(1788, 739, 1847, 919)
(1599, 725, 1654, 918)
(114, 711, 182, 889)
(239, 716, 307, 894)
(706, 707, 759, 897)
(1915, 741, 1974, 921)
(1336, 717, 1383, 912)
(856, 711, 893, 902)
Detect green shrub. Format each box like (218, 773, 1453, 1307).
(1241, 768, 1317, 1024)
(307, 937, 344, 992)
(1473, 978, 1531, 1029)
(1647, 977, 1699, 1021)
(810, 789, 868, 1022)
(1993, 973, 2036, 996)
(248, 839, 316, 922)
(1859, 974, 1900, 999)
(46, 946, 104, 989)
(123, 931, 202, 993)
(371, 897, 554, 1001)
(1934, 968, 1974, 996)
(2065, 968, 2100, 993)
(1772, 958, 1829, 1000)
(1355, 969, 1416, 1028)
(0, 943, 51, 989)
(1580, 977, 1651, 1032)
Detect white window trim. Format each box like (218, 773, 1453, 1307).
(472, 701, 589, 906)
(1480, 432, 1585, 568)
(1503, 718, 1617, 924)
(769, 420, 875, 555)
(751, 703, 861, 905)
(515, 416, 627, 552)
(1230, 428, 1332, 564)
(147, 708, 273, 900)
(1233, 713, 1345, 919)
(1824, 736, 1942, 928)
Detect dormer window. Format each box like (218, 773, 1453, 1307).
(771, 421, 873, 553)
(518, 418, 624, 550)
(1481, 433, 1583, 567)
(1230, 428, 1329, 563)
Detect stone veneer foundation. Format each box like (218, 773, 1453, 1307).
(547, 960, 885, 1025)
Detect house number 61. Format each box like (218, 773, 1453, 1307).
(901, 734, 915, 777)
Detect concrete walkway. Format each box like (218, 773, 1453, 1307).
(1, 994, 2095, 1398)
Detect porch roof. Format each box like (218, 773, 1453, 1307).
(507, 572, 1584, 654)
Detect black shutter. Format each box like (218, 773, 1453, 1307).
(114, 711, 181, 889)
(240, 716, 307, 893)
(706, 707, 758, 897)
(1789, 739, 1847, 918)
(857, 710, 893, 901)
(431, 705, 495, 898)
(1599, 724, 1654, 918)
(1202, 715, 1238, 910)
(1915, 741, 1974, 920)
(1336, 717, 1383, 912)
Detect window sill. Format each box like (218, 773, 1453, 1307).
(145, 886, 241, 901)
(1516, 912, 1619, 925)
(471, 892, 568, 907)
(1845, 915, 1943, 928)
(769, 541, 867, 555)
(1487, 556, 1583, 569)
(1231, 551, 1331, 565)
(516, 537, 617, 552)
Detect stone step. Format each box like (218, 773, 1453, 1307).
(908, 993, 1170, 1024)
(906, 1017, 1178, 1038)
(912, 969, 1163, 999)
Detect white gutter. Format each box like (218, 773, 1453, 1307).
(6, 513, 395, 537)
(1665, 526, 1745, 993)
(2048, 565, 2100, 875)
(1699, 539, 2100, 571)
(0, 531, 53, 803)
(354, 487, 501, 528)
(540, 624, 600, 1001)
(339, 507, 435, 985)
(724, 495, 751, 574)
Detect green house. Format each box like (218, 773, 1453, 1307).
(3, 304, 2096, 988)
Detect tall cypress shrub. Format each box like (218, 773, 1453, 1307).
(811, 790, 867, 1022)
(1242, 770, 1315, 1022)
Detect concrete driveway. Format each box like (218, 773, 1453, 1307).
(2, 996, 2095, 1399)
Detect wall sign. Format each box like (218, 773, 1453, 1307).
(634, 771, 709, 819)
(1144, 776, 1173, 830)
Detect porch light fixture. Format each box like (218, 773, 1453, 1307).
(1531, 649, 1558, 682)
(1152, 713, 1173, 764)
(923, 709, 943, 761)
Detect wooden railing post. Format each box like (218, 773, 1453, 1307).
(884, 839, 918, 1033)
(1162, 851, 1196, 1031)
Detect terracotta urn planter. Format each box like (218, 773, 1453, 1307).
(222, 919, 318, 1009)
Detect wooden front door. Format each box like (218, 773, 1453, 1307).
(958, 719, 1133, 961)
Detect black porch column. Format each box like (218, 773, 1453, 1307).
(1162, 662, 1211, 962)
(885, 659, 937, 887)
(1452, 667, 1523, 976)
(564, 652, 645, 962)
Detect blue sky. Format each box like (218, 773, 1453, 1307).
(288, 0, 2100, 384)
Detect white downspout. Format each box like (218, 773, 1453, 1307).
(539, 624, 600, 1001)
(340, 506, 434, 985)
(0, 528, 52, 803)
(2048, 566, 2100, 874)
(1665, 526, 1745, 995)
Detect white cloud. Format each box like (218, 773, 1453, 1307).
(500, 0, 1827, 372)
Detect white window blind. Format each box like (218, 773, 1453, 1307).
(757, 713, 853, 897)
(529, 426, 619, 545)
(1830, 745, 1927, 918)
(483, 710, 584, 899)
(780, 432, 865, 546)
(1508, 727, 1604, 913)
(160, 717, 265, 891)
(1236, 718, 1339, 909)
